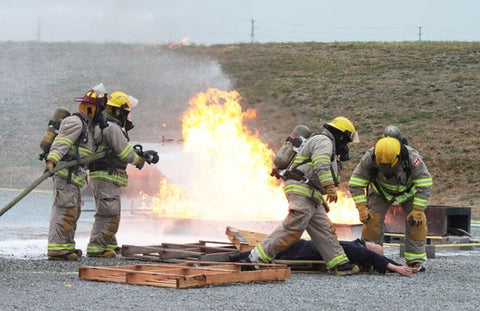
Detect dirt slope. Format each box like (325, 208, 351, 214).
(187, 42, 480, 217)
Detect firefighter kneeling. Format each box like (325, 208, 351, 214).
(348, 137, 432, 272)
(86, 91, 158, 258)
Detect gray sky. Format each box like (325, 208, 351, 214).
(0, 0, 479, 44)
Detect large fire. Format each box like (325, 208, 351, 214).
(141, 88, 360, 224)
(149, 88, 287, 221)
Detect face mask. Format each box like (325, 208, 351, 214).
(337, 144, 350, 161)
(125, 119, 134, 131)
(93, 109, 109, 129)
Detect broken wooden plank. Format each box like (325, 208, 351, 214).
(161, 242, 238, 253)
(199, 252, 236, 262)
(273, 259, 372, 274)
(198, 240, 236, 246)
(273, 259, 328, 273)
(122, 242, 239, 262)
(121, 244, 206, 260)
(121, 245, 163, 256)
(226, 226, 268, 251)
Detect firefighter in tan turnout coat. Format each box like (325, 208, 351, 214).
(348, 137, 433, 271)
(86, 91, 148, 258)
(45, 88, 107, 261)
(247, 117, 361, 275)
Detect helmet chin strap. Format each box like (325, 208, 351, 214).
(86, 107, 93, 120)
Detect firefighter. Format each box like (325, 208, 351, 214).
(45, 88, 107, 261)
(348, 137, 433, 272)
(247, 116, 361, 275)
(86, 91, 149, 258)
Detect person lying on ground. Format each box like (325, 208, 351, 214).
(231, 238, 418, 276)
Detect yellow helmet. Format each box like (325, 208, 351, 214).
(374, 137, 401, 168)
(107, 91, 132, 112)
(327, 116, 360, 143)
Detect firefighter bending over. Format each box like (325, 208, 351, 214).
(45, 88, 107, 261)
(87, 91, 157, 258)
(247, 116, 361, 275)
(348, 137, 432, 272)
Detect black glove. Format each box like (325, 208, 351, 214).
(143, 150, 159, 164)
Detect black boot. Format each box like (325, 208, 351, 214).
(332, 262, 360, 276)
(408, 262, 426, 272)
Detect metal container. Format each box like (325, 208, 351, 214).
(333, 223, 363, 241)
(384, 204, 471, 236)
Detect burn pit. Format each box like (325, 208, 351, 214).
(121, 88, 362, 241)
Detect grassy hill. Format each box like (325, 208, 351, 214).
(1, 41, 478, 217)
(185, 42, 480, 217)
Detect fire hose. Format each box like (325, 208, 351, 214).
(0, 150, 109, 218)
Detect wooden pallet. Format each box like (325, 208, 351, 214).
(121, 241, 238, 262)
(79, 261, 290, 289)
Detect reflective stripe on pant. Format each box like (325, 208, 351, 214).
(87, 178, 121, 255)
(403, 200, 427, 263)
(47, 176, 81, 256)
(258, 193, 348, 269)
(363, 192, 426, 263)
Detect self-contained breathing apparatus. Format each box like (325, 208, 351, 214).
(270, 125, 335, 212)
(270, 125, 311, 181)
(39, 107, 92, 161)
(271, 123, 352, 188)
(39, 107, 72, 161)
(39, 108, 94, 184)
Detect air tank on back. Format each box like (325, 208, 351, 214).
(273, 125, 311, 170)
(40, 107, 72, 155)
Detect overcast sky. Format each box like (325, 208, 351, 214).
(0, 0, 479, 44)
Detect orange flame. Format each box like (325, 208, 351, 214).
(324, 187, 362, 225)
(151, 88, 287, 220)
(144, 88, 360, 224)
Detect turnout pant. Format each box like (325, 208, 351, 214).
(87, 178, 121, 255)
(362, 192, 427, 263)
(47, 176, 81, 256)
(255, 193, 349, 270)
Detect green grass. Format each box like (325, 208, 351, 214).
(188, 41, 480, 212)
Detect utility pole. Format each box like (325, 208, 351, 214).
(37, 18, 42, 42)
(418, 26, 422, 42)
(250, 19, 255, 43)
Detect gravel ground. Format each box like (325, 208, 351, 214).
(1, 236, 479, 311)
